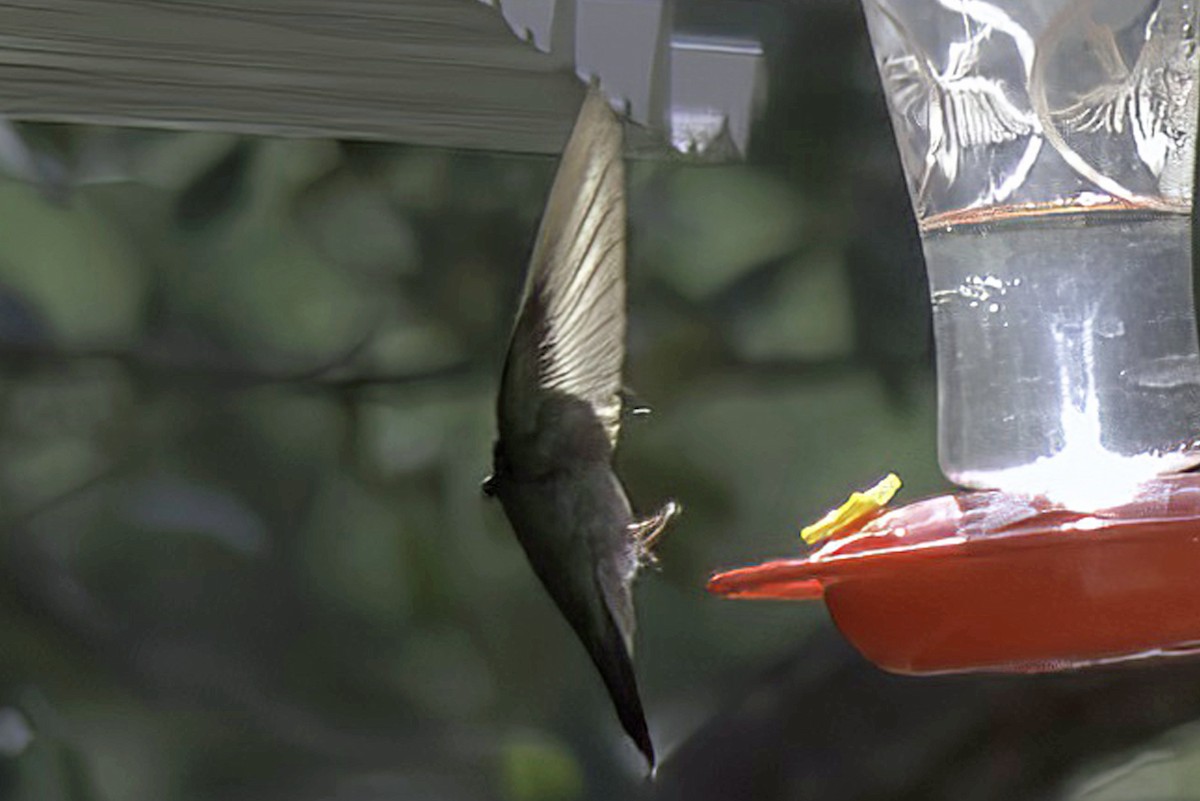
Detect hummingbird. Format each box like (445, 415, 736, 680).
(483, 87, 678, 769)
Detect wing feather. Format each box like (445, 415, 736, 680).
(498, 88, 627, 455)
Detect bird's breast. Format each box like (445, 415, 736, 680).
(496, 462, 634, 568)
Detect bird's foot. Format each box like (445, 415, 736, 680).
(629, 500, 681, 566)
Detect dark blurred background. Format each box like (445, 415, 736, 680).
(2, 1, 1200, 800)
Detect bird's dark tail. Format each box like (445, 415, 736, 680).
(588, 603, 656, 770)
(507, 517, 656, 771)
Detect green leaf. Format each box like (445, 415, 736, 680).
(499, 735, 584, 801)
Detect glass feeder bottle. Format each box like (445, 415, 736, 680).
(861, 0, 1200, 504)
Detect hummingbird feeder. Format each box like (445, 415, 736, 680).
(709, 0, 1200, 675)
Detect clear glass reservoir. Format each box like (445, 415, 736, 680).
(861, 0, 1200, 503)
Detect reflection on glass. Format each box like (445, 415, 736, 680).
(863, 0, 1200, 505)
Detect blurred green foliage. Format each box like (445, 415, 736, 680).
(0, 110, 937, 797)
(0, 124, 939, 798)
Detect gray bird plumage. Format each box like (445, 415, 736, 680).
(486, 87, 677, 769)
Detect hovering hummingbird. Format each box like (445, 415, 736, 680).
(483, 87, 678, 769)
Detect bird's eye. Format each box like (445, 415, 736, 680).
(481, 475, 498, 497)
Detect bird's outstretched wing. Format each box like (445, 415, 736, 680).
(498, 88, 626, 464)
(941, 76, 1037, 149)
(1053, 54, 1171, 179)
(1049, 5, 1200, 189)
(882, 49, 1035, 196)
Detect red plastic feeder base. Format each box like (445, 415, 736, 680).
(708, 475, 1200, 676)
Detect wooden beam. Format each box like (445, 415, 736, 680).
(0, 0, 667, 155)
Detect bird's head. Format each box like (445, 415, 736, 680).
(481, 440, 509, 498)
